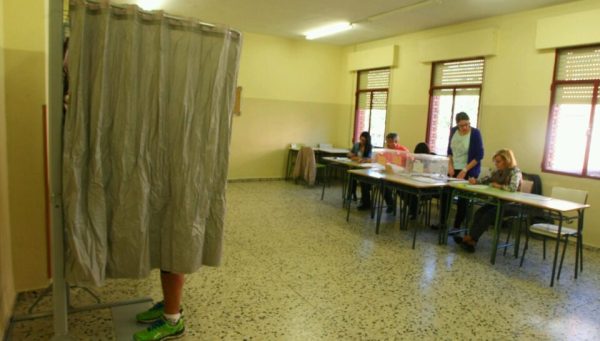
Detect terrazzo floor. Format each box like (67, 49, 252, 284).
(7, 180, 600, 340)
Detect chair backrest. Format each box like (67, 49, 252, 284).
(551, 186, 588, 204)
(298, 145, 314, 155)
(522, 172, 543, 195)
(520, 180, 534, 194)
(294, 146, 317, 185)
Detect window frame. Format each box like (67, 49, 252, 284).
(425, 57, 485, 155)
(541, 44, 600, 178)
(353, 67, 390, 147)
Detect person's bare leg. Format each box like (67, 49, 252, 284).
(160, 271, 185, 315)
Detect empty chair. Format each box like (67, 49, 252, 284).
(519, 186, 588, 282)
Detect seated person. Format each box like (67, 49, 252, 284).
(383, 133, 409, 213)
(408, 142, 433, 218)
(384, 133, 409, 152)
(347, 131, 373, 209)
(414, 142, 434, 155)
(455, 149, 522, 252)
(377, 132, 409, 167)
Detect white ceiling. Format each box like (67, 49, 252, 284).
(112, 0, 579, 45)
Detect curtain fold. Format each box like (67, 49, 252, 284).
(64, 0, 242, 286)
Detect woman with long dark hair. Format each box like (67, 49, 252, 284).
(348, 131, 373, 209)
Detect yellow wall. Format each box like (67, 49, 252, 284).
(2, 2, 600, 308)
(4, 0, 49, 291)
(0, 0, 17, 336)
(229, 33, 351, 179)
(339, 0, 600, 246)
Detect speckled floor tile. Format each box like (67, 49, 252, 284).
(8, 181, 600, 340)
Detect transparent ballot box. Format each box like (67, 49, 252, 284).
(405, 153, 449, 178)
(373, 149, 411, 174)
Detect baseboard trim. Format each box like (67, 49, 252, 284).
(228, 177, 285, 183)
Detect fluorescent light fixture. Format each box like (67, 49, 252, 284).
(305, 22, 353, 40)
(137, 0, 166, 11)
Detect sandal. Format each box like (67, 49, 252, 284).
(460, 235, 476, 253)
(460, 242, 475, 253)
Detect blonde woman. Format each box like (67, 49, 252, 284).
(456, 149, 522, 252)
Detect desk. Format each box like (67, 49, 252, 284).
(346, 169, 451, 243)
(315, 147, 350, 155)
(382, 173, 449, 248)
(447, 183, 590, 286)
(346, 169, 386, 227)
(285, 147, 348, 180)
(321, 157, 382, 203)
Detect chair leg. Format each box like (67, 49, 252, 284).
(398, 193, 407, 231)
(520, 228, 530, 267)
(557, 235, 569, 281)
(542, 237, 546, 260)
(426, 199, 432, 226)
(579, 234, 584, 273)
(370, 185, 378, 219)
(574, 234, 583, 279)
(514, 213, 526, 259)
(503, 219, 513, 257)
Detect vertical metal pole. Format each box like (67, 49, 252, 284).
(46, 0, 69, 339)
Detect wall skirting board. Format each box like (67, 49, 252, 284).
(228, 177, 285, 183)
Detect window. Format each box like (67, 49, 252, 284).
(354, 68, 390, 148)
(543, 45, 600, 178)
(426, 58, 485, 155)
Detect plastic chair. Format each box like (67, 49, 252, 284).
(519, 186, 588, 281)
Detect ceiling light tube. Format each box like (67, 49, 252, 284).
(137, 0, 166, 11)
(305, 22, 353, 40)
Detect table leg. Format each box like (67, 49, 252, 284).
(575, 210, 584, 279)
(490, 202, 504, 265)
(439, 189, 452, 245)
(549, 212, 564, 287)
(285, 150, 291, 180)
(346, 173, 353, 222)
(412, 192, 421, 249)
(375, 182, 384, 234)
(321, 164, 329, 200)
(341, 169, 348, 206)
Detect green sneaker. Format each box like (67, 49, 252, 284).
(136, 301, 165, 324)
(133, 317, 185, 341)
(136, 302, 184, 324)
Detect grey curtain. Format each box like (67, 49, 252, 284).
(63, 0, 242, 286)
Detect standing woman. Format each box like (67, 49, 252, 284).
(447, 112, 484, 229)
(348, 131, 373, 209)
